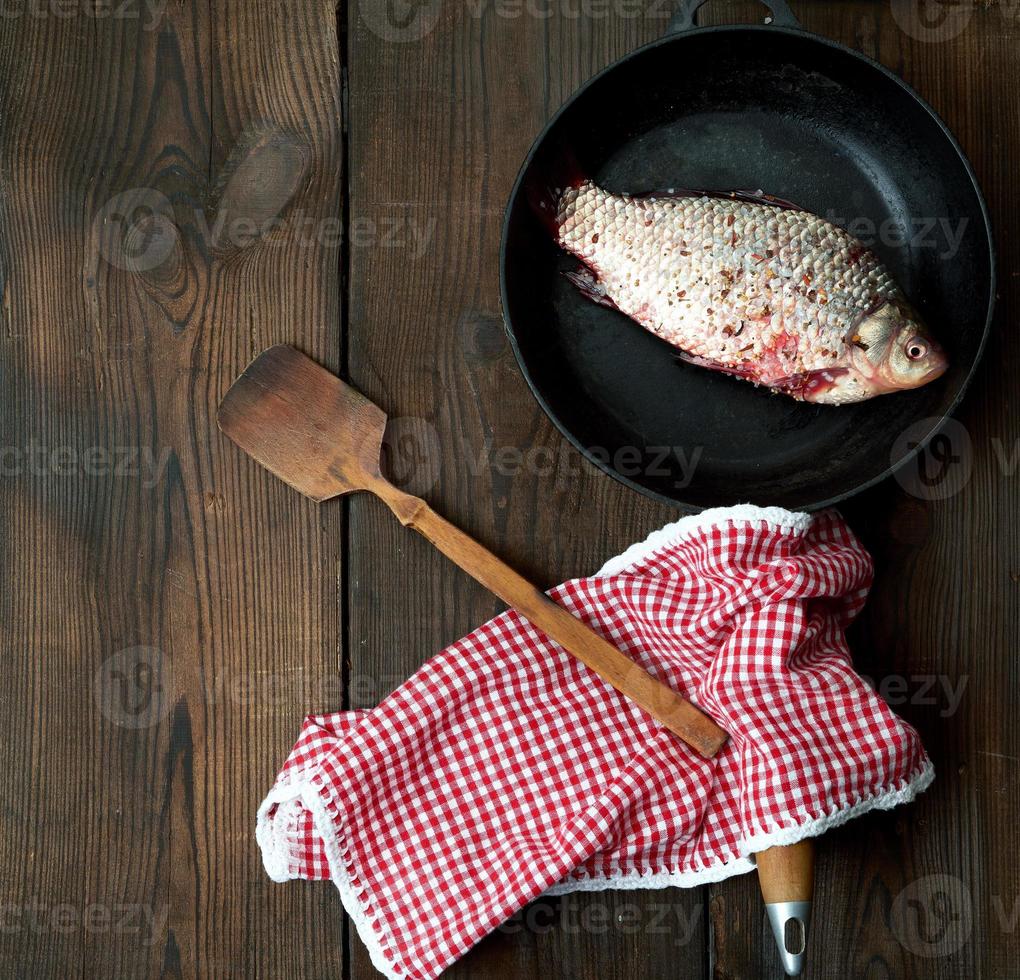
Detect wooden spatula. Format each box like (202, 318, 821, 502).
(218, 345, 728, 759)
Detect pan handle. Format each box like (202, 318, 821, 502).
(666, 0, 801, 35)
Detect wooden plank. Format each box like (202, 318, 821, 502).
(696, 3, 1020, 978)
(0, 1, 345, 977)
(344, 2, 709, 977)
(0, 1, 1015, 978)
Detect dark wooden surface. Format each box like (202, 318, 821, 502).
(0, 1, 1016, 978)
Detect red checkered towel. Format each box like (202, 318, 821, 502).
(257, 505, 932, 980)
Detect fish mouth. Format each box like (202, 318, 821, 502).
(921, 344, 950, 384)
(919, 362, 949, 386)
(877, 355, 948, 392)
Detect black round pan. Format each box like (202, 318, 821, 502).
(500, 0, 995, 511)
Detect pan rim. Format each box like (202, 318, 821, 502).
(499, 23, 997, 513)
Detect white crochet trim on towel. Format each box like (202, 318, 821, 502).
(255, 760, 934, 974)
(595, 503, 814, 578)
(257, 781, 406, 980)
(543, 760, 934, 898)
(544, 855, 756, 895)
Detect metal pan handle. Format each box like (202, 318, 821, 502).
(666, 0, 801, 35)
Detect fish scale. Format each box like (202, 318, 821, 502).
(551, 180, 943, 404)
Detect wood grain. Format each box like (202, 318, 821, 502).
(757, 840, 815, 907)
(218, 344, 726, 755)
(0, 0, 1017, 978)
(344, 2, 708, 977)
(0, 1, 345, 978)
(347, 0, 1019, 977)
(698, 4, 1020, 979)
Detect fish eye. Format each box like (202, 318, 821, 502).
(905, 338, 928, 361)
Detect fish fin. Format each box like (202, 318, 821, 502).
(526, 145, 588, 234)
(674, 355, 850, 399)
(771, 368, 850, 400)
(673, 350, 757, 381)
(726, 188, 804, 211)
(632, 187, 805, 212)
(845, 294, 889, 329)
(563, 267, 617, 309)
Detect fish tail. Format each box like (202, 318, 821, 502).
(526, 145, 588, 236)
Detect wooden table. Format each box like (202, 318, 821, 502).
(0, 1, 1016, 976)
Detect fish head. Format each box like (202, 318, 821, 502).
(845, 300, 948, 396)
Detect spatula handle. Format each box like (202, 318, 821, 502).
(379, 486, 727, 758)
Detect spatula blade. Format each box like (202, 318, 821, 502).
(218, 345, 388, 501)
